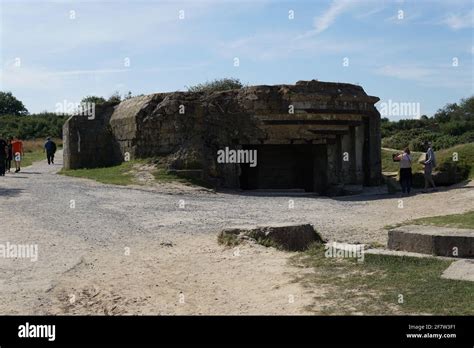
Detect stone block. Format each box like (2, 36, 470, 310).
(388, 225, 474, 257)
(219, 224, 323, 251)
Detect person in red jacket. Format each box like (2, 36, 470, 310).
(11, 137, 24, 173)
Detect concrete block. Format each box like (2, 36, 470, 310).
(219, 223, 323, 251)
(388, 225, 474, 257)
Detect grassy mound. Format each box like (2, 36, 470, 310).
(382, 143, 473, 188)
(435, 143, 474, 180)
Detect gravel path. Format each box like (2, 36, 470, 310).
(0, 151, 472, 314)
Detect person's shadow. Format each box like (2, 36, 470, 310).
(0, 187, 24, 197)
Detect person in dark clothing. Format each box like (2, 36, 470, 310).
(44, 137, 57, 165)
(394, 147, 412, 195)
(0, 135, 7, 176)
(6, 138, 12, 173)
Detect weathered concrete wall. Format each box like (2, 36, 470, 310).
(63, 80, 382, 193)
(63, 103, 120, 170)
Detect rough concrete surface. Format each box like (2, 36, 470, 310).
(441, 259, 474, 282)
(388, 225, 474, 257)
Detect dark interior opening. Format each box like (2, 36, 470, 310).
(240, 144, 327, 193)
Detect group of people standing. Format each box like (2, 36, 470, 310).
(0, 136, 24, 176)
(0, 136, 57, 176)
(393, 141, 437, 195)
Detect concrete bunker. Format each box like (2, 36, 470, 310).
(63, 80, 382, 195)
(240, 144, 326, 192)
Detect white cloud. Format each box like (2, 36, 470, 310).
(217, 31, 369, 61)
(313, 0, 354, 34)
(375, 65, 434, 80)
(354, 6, 385, 19)
(374, 64, 472, 90)
(0, 1, 224, 59)
(441, 10, 474, 30)
(0, 63, 209, 91)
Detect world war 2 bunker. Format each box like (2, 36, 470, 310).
(63, 80, 382, 195)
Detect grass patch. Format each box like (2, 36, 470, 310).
(217, 233, 241, 247)
(435, 143, 474, 180)
(21, 150, 46, 167)
(217, 230, 283, 249)
(60, 159, 213, 189)
(246, 230, 282, 249)
(153, 167, 213, 189)
(60, 161, 136, 185)
(153, 168, 185, 183)
(291, 244, 474, 315)
(386, 211, 474, 230)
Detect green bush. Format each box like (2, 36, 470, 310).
(381, 96, 473, 151)
(186, 78, 244, 93)
(0, 113, 67, 139)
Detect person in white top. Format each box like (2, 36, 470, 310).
(394, 147, 412, 195)
(422, 141, 437, 192)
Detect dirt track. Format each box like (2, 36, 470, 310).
(0, 152, 472, 314)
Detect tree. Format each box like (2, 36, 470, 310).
(0, 91, 28, 116)
(455, 96, 474, 121)
(186, 78, 244, 93)
(123, 91, 133, 100)
(81, 95, 106, 105)
(107, 91, 122, 104)
(434, 102, 459, 123)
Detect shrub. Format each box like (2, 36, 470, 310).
(0, 114, 67, 139)
(186, 78, 244, 93)
(381, 96, 473, 151)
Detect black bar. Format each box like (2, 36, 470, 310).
(0, 316, 472, 346)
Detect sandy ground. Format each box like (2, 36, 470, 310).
(0, 151, 472, 315)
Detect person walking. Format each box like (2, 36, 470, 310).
(422, 141, 437, 193)
(44, 137, 57, 165)
(394, 147, 412, 195)
(0, 135, 7, 176)
(5, 138, 12, 173)
(11, 136, 24, 173)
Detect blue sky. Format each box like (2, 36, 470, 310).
(0, 0, 472, 119)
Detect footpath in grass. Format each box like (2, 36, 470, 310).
(292, 244, 474, 315)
